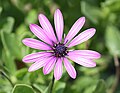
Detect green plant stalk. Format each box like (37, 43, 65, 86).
(0, 70, 14, 87)
(109, 55, 120, 93)
(50, 75, 55, 93)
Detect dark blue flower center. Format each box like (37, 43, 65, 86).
(53, 43, 67, 57)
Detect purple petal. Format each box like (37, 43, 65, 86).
(68, 50, 101, 59)
(43, 57, 56, 75)
(22, 38, 52, 50)
(64, 17, 85, 44)
(54, 58, 63, 80)
(28, 56, 52, 72)
(22, 52, 52, 63)
(38, 14, 57, 43)
(68, 28, 96, 47)
(29, 24, 52, 45)
(68, 55, 96, 67)
(54, 9, 64, 42)
(64, 58, 76, 79)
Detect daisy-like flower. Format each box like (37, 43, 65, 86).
(22, 9, 101, 80)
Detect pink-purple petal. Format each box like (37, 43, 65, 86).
(54, 58, 63, 80)
(28, 57, 52, 72)
(68, 55, 96, 67)
(64, 58, 76, 79)
(68, 28, 96, 47)
(54, 9, 64, 42)
(29, 24, 52, 45)
(43, 57, 56, 75)
(22, 38, 52, 50)
(38, 14, 57, 43)
(64, 17, 85, 44)
(68, 50, 101, 59)
(22, 52, 52, 63)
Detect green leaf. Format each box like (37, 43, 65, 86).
(29, 71, 39, 83)
(71, 76, 98, 93)
(0, 75, 12, 93)
(43, 80, 53, 93)
(15, 24, 33, 42)
(1, 31, 22, 59)
(25, 9, 37, 24)
(43, 78, 65, 93)
(0, 35, 2, 59)
(53, 81, 66, 93)
(0, 7, 2, 15)
(93, 79, 107, 93)
(2, 50, 16, 75)
(102, 0, 120, 12)
(81, 1, 102, 24)
(15, 68, 28, 80)
(12, 84, 35, 93)
(0, 17, 15, 33)
(105, 25, 120, 56)
(32, 84, 46, 93)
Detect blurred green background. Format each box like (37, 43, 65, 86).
(0, 0, 120, 93)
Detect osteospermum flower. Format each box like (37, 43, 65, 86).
(22, 9, 101, 80)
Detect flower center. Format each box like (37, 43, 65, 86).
(53, 43, 68, 57)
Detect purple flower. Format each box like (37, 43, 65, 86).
(22, 9, 101, 80)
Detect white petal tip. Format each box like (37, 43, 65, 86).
(22, 39, 27, 45)
(29, 24, 37, 30)
(69, 73, 77, 79)
(81, 17, 85, 20)
(43, 72, 47, 75)
(22, 57, 31, 63)
(96, 52, 101, 59)
(43, 69, 48, 75)
(89, 63, 96, 67)
(71, 76, 76, 79)
(29, 23, 33, 26)
(78, 17, 85, 23)
(38, 14, 44, 18)
(84, 62, 96, 68)
(22, 38, 30, 45)
(90, 28, 96, 33)
(28, 66, 38, 72)
(55, 77, 61, 80)
(28, 68, 33, 72)
(22, 58, 26, 62)
(98, 54, 101, 58)
(22, 39, 25, 43)
(56, 9, 61, 12)
(76, 17, 85, 24)
(29, 24, 36, 28)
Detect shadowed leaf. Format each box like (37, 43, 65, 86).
(12, 84, 35, 93)
(93, 79, 107, 93)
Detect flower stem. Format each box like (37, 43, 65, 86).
(0, 70, 14, 87)
(50, 75, 55, 93)
(31, 84, 41, 93)
(110, 55, 120, 93)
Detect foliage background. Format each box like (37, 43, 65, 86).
(0, 0, 120, 93)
